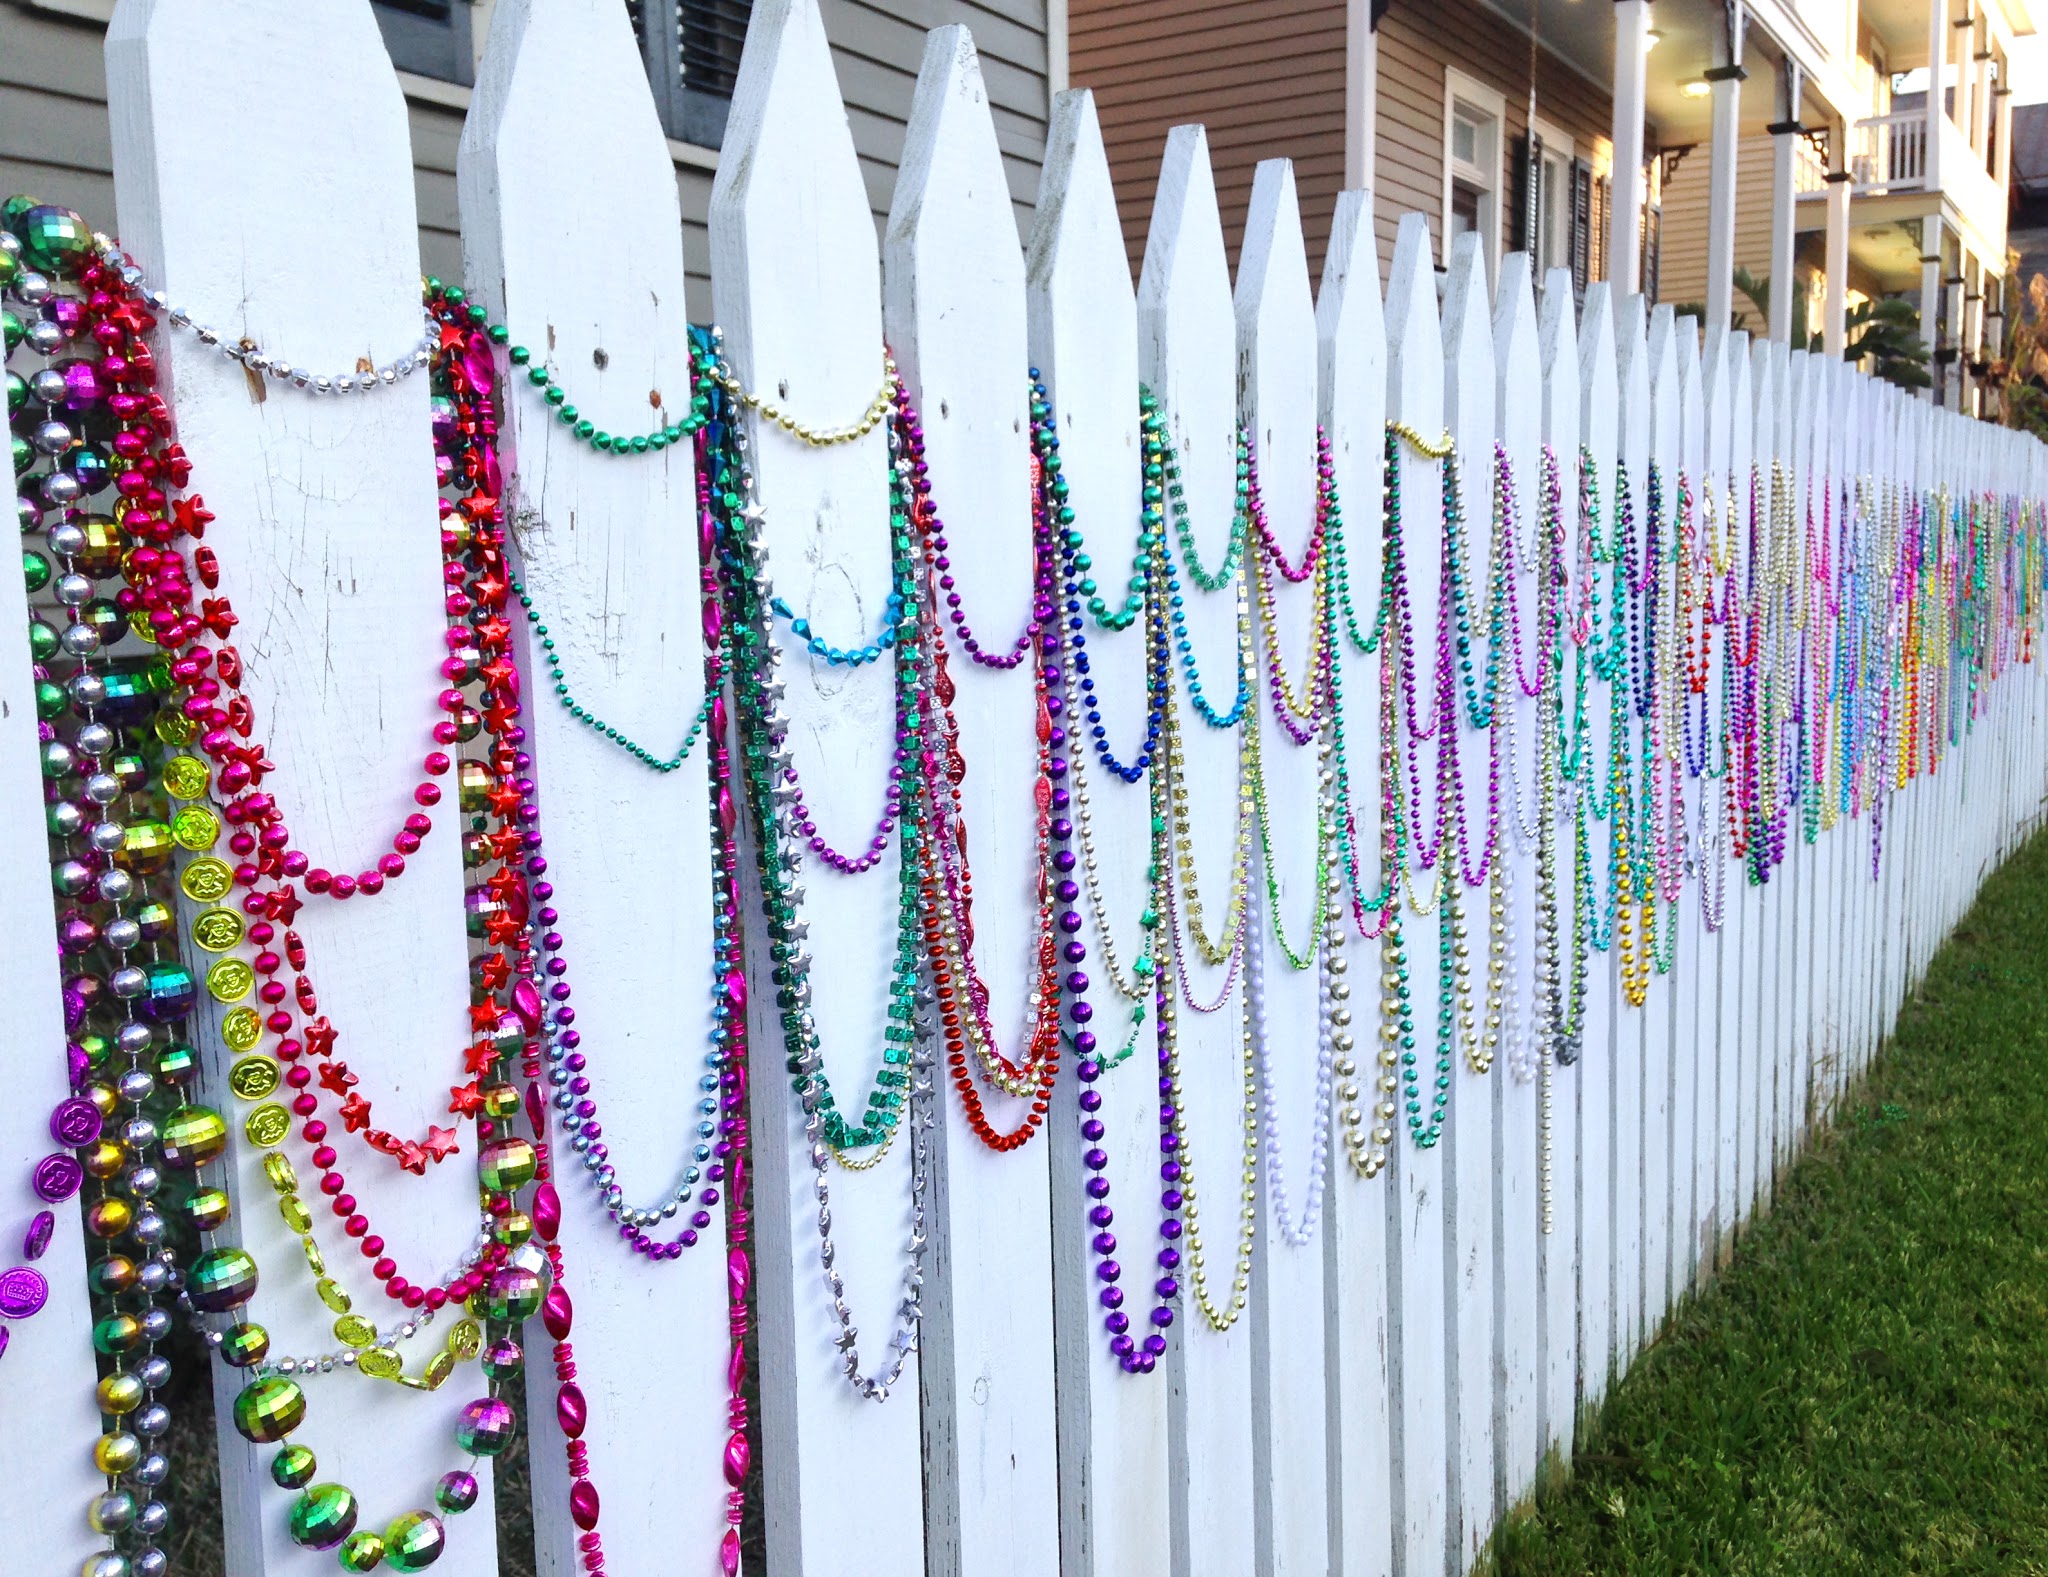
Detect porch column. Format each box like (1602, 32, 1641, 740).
(1919, 213, 1943, 404)
(1971, 20, 1993, 162)
(1767, 58, 1803, 344)
(1823, 141, 1850, 356)
(1346, 0, 1378, 192)
(1704, 5, 1747, 332)
(1924, 0, 1946, 193)
(1610, 0, 1652, 293)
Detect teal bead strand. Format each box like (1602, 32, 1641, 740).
(511, 577, 717, 772)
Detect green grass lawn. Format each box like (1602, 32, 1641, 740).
(1488, 827, 2048, 1576)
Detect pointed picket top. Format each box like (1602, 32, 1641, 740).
(1703, 327, 1732, 482)
(105, 3, 491, 1574)
(1578, 282, 1619, 490)
(1442, 229, 1495, 450)
(1728, 332, 1752, 482)
(1025, 88, 1167, 1577)
(1646, 304, 1681, 472)
(882, 28, 1052, 1577)
(710, 4, 921, 1575)
(1615, 294, 1652, 537)
(456, 4, 719, 1574)
(1494, 252, 1541, 462)
(1677, 319, 1704, 481)
(1387, 213, 1446, 431)
(1315, 189, 1394, 1577)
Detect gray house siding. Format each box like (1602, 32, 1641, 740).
(0, 0, 1051, 319)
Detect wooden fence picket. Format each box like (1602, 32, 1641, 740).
(1440, 228, 1498, 1570)
(708, 3, 925, 1572)
(1672, 314, 1707, 1294)
(1715, 329, 1752, 1259)
(883, 30, 1060, 1577)
(1491, 248, 1542, 1514)
(1571, 280, 1619, 1417)
(1382, 210, 1451, 1576)
(1611, 291, 1648, 1365)
(454, 4, 727, 1574)
(1236, 155, 1331, 1577)
(1316, 186, 1395, 1577)
(1534, 264, 1582, 1466)
(1747, 336, 1778, 1224)
(1027, 86, 1173, 1577)
(1136, 122, 1254, 1577)
(105, 3, 497, 1573)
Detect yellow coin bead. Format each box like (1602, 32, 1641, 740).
(206, 957, 255, 1004)
(161, 754, 209, 798)
(179, 856, 233, 902)
(221, 1007, 264, 1051)
(244, 1104, 291, 1147)
(192, 907, 245, 953)
(227, 1056, 279, 1099)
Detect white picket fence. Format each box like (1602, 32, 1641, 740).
(5, 2, 2048, 1576)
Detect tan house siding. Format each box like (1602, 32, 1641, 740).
(0, 0, 1052, 320)
(1655, 133, 1780, 321)
(1374, 0, 1622, 277)
(1070, 0, 1349, 281)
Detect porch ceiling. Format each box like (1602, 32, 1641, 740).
(1481, 0, 1818, 151)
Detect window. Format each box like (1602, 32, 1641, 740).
(371, 0, 474, 86)
(630, 0, 754, 149)
(1514, 117, 1576, 281)
(1443, 69, 1507, 274)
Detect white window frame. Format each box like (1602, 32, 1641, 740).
(1443, 67, 1509, 275)
(1530, 115, 1576, 281)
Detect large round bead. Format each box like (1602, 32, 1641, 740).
(288, 1484, 358, 1550)
(17, 205, 92, 275)
(230, 1375, 305, 1444)
(157, 1104, 226, 1170)
(186, 1246, 258, 1313)
(479, 1264, 543, 1324)
(475, 1136, 536, 1194)
(381, 1511, 446, 1572)
(452, 1396, 516, 1458)
(338, 1531, 387, 1573)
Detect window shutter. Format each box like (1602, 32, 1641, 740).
(1513, 133, 1543, 258)
(1570, 156, 1592, 298)
(369, 0, 472, 84)
(628, 0, 752, 148)
(1642, 204, 1661, 306)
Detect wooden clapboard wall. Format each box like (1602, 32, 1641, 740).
(0, 0, 1058, 316)
(4, 5, 2048, 1577)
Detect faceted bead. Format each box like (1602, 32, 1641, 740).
(138, 962, 197, 1025)
(181, 1186, 231, 1233)
(338, 1531, 387, 1572)
(18, 205, 93, 274)
(475, 1136, 536, 1194)
(157, 1105, 227, 1170)
(453, 1396, 516, 1457)
(152, 1042, 198, 1087)
(219, 1323, 271, 1369)
(381, 1511, 446, 1572)
(271, 1444, 318, 1490)
(231, 1375, 306, 1444)
(288, 1484, 359, 1550)
(186, 1246, 259, 1313)
(479, 1264, 542, 1324)
(481, 1337, 523, 1382)
(115, 823, 175, 875)
(433, 1470, 478, 1516)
